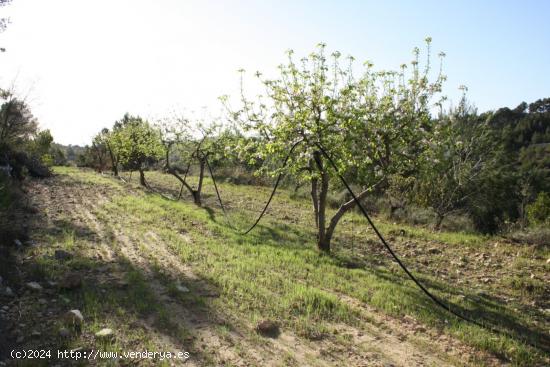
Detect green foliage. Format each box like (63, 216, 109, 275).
(30, 129, 54, 157)
(226, 40, 445, 186)
(40, 153, 54, 167)
(109, 114, 163, 171)
(413, 97, 515, 232)
(224, 40, 446, 250)
(0, 91, 38, 147)
(526, 192, 550, 225)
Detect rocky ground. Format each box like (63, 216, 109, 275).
(0, 169, 547, 366)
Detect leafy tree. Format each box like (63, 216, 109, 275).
(0, 91, 38, 148)
(224, 40, 445, 252)
(526, 192, 550, 226)
(50, 145, 67, 166)
(111, 114, 163, 186)
(413, 98, 509, 231)
(30, 129, 53, 157)
(90, 132, 109, 172)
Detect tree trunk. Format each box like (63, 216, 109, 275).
(107, 143, 118, 177)
(435, 213, 445, 230)
(191, 190, 203, 206)
(311, 178, 319, 229)
(190, 158, 206, 206)
(323, 186, 373, 251)
(138, 168, 147, 187)
(112, 161, 118, 177)
(165, 143, 201, 205)
(313, 151, 330, 252)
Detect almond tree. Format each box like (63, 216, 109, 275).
(224, 40, 446, 252)
(413, 97, 504, 230)
(158, 115, 225, 206)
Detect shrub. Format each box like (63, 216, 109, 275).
(526, 192, 550, 226)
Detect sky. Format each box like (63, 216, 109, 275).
(1, 0, 549, 146)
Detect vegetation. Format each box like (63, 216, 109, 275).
(12, 166, 545, 366)
(2, 33, 549, 366)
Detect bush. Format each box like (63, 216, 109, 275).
(526, 192, 550, 226)
(9, 150, 51, 179)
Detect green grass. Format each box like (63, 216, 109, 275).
(46, 167, 549, 366)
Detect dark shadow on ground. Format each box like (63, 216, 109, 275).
(0, 175, 236, 366)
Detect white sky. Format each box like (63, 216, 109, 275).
(1, 0, 549, 145)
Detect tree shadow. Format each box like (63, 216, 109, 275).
(1, 185, 236, 366)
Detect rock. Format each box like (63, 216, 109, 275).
(176, 284, 190, 293)
(63, 309, 84, 328)
(59, 327, 71, 338)
(2, 287, 14, 297)
(255, 319, 280, 338)
(26, 282, 43, 291)
(13, 239, 22, 247)
(54, 250, 73, 260)
(59, 273, 82, 290)
(95, 328, 114, 339)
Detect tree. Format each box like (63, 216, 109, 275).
(0, 90, 38, 148)
(224, 40, 446, 252)
(91, 132, 109, 172)
(30, 130, 53, 157)
(97, 127, 120, 176)
(111, 114, 163, 186)
(413, 97, 506, 230)
(158, 115, 226, 206)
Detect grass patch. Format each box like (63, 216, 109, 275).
(50, 168, 549, 366)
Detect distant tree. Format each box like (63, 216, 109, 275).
(91, 132, 109, 172)
(526, 192, 550, 226)
(50, 145, 67, 166)
(30, 130, 53, 157)
(413, 98, 509, 231)
(158, 116, 227, 206)
(0, 90, 38, 148)
(111, 114, 163, 186)
(528, 98, 550, 114)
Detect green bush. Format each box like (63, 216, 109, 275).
(526, 192, 550, 225)
(41, 154, 54, 167)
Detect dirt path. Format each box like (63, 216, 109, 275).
(4, 171, 499, 367)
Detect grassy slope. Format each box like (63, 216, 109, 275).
(52, 167, 549, 365)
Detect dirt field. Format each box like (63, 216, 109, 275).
(0, 168, 548, 366)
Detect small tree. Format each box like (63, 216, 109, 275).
(526, 192, 550, 226)
(158, 116, 226, 206)
(91, 132, 109, 172)
(413, 96, 503, 230)
(100, 128, 120, 176)
(112, 114, 163, 186)
(0, 90, 38, 148)
(224, 40, 445, 252)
